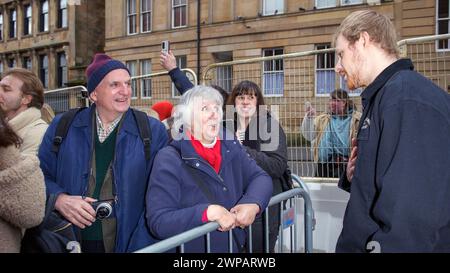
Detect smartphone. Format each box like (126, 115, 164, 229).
(161, 40, 170, 53)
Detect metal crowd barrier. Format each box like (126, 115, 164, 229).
(135, 175, 314, 253)
(43, 35, 450, 179)
(44, 85, 89, 114)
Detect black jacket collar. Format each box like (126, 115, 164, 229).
(361, 58, 414, 109)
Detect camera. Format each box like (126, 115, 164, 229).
(161, 40, 170, 53)
(91, 199, 116, 220)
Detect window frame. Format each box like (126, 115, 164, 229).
(262, 48, 284, 97)
(126, 60, 138, 98)
(262, 0, 284, 16)
(140, 59, 152, 98)
(315, 0, 337, 9)
(40, 0, 49, 32)
(315, 44, 336, 97)
(58, 0, 68, 29)
(22, 56, 32, 70)
(39, 54, 49, 88)
(127, 0, 138, 35)
(340, 0, 363, 6)
(140, 0, 152, 33)
(57, 52, 67, 87)
(0, 12, 3, 41)
(171, 0, 187, 29)
(23, 4, 32, 36)
(9, 8, 16, 39)
(8, 57, 16, 69)
(436, 0, 450, 51)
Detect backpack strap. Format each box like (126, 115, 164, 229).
(36, 194, 58, 231)
(52, 107, 86, 154)
(132, 108, 152, 161)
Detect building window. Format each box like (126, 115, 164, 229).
(340, 0, 363, 6)
(127, 0, 137, 35)
(126, 60, 137, 98)
(22, 56, 32, 70)
(315, 44, 335, 95)
(40, 0, 49, 32)
(8, 58, 16, 68)
(262, 48, 284, 96)
(172, 0, 187, 28)
(172, 55, 187, 97)
(9, 8, 16, 38)
(140, 59, 152, 98)
(263, 0, 284, 16)
(23, 5, 32, 35)
(213, 52, 233, 93)
(39, 55, 49, 88)
(58, 0, 68, 28)
(0, 12, 3, 41)
(437, 0, 450, 50)
(57, 52, 67, 87)
(315, 0, 336, 9)
(315, 0, 363, 9)
(141, 0, 151, 33)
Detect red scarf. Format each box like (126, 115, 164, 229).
(188, 132, 222, 174)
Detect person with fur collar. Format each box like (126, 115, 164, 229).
(0, 109, 46, 252)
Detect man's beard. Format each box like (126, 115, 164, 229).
(1, 99, 22, 119)
(346, 74, 359, 90)
(344, 55, 364, 90)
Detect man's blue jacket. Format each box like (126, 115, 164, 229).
(38, 106, 168, 252)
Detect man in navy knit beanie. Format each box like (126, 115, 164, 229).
(38, 53, 169, 253)
(86, 53, 129, 94)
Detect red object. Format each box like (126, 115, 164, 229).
(151, 101, 174, 121)
(201, 209, 209, 223)
(188, 132, 222, 174)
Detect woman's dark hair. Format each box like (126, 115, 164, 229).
(0, 109, 22, 148)
(227, 80, 265, 107)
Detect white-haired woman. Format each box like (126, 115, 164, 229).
(146, 85, 273, 253)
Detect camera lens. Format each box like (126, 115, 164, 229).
(95, 202, 112, 220)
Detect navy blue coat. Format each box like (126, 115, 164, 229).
(38, 107, 169, 252)
(169, 67, 194, 94)
(146, 133, 273, 253)
(337, 59, 450, 252)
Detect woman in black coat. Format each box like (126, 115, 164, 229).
(227, 80, 289, 253)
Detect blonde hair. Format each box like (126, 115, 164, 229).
(333, 10, 399, 58)
(40, 103, 55, 124)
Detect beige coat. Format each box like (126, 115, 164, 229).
(9, 107, 48, 155)
(0, 145, 46, 253)
(301, 110, 362, 163)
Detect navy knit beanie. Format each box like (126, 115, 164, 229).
(86, 53, 129, 94)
